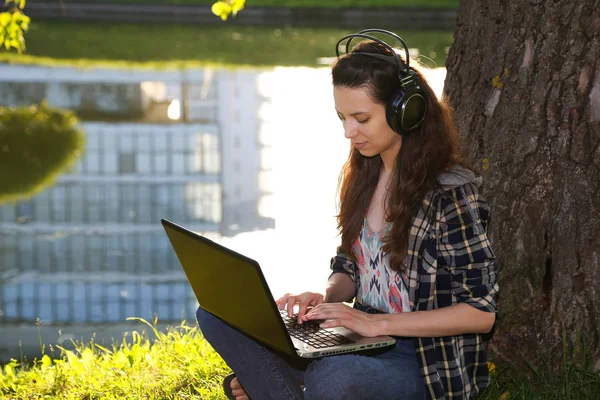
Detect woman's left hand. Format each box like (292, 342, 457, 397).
(299, 303, 383, 338)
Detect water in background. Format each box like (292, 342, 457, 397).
(0, 64, 445, 324)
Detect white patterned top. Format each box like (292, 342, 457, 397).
(352, 218, 411, 313)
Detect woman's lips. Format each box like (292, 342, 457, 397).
(353, 142, 367, 149)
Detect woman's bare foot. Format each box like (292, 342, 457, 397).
(230, 376, 249, 400)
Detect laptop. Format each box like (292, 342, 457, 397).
(161, 218, 397, 358)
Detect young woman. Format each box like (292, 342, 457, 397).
(196, 30, 499, 400)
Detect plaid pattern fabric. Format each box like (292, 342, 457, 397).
(330, 182, 499, 399)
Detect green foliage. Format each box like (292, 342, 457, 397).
(1, 21, 454, 68)
(480, 360, 600, 400)
(211, 0, 245, 20)
(0, 318, 230, 399)
(208, 0, 459, 20)
(0, 102, 85, 204)
(66, 0, 461, 7)
(0, 0, 29, 53)
(479, 332, 600, 399)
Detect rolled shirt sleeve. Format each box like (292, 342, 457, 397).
(329, 246, 357, 283)
(437, 183, 499, 313)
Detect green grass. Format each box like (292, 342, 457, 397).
(1, 318, 599, 399)
(0, 318, 231, 399)
(1, 21, 453, 69)
(481, 362, 600, 399)
(63, 0, 460, 8)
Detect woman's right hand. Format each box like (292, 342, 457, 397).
(275, 292, 325, 322)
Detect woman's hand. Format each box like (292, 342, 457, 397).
(276, 292, 325, 321)
(299, 303, 384, 338)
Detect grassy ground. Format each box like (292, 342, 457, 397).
(0, 21, 453, 69)
(0, 319, 230, 399)
(64, 0, 460, 8)
(1, 318, 598, 399)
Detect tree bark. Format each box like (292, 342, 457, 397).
(444, 0, 600, 369)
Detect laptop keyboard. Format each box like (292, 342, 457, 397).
(280, 310, 355, 349)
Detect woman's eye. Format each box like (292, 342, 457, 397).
(357, 119, 369, 124)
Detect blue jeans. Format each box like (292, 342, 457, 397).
(196, 307, 425, 400)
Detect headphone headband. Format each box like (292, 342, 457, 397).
(352, 29, 411, 70)
(335, 29, 411, 74)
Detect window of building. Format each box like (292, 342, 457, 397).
(119, 152, 136, 174)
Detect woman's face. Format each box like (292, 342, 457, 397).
(333, 85, 401, 160)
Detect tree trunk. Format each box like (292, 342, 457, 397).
(444, 0, 600, 369)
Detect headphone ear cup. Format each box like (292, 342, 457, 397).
(386, 86, 427, 135)
(385, 88, 406, 134)
(400, 86, 427, 132)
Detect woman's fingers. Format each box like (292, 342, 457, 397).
(276, 294, 295, 316)
(304, 303, 349, 320)
(297, 302, 309, 321)
(318, 319, 339, 329)
(276, 292, 325, 318)
(282, 294, 302, 316)
(275, 293, 289, 309)
(298, 294, 324, 321)
(298, 304, 380, 337)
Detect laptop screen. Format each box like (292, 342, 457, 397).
(161, 219, 297, 358)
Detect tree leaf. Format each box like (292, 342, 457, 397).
(3, 363, 14, 376)
(41, 354, 52, 368)
(7, 26, 20, 39)
(211, 1, 232, 21)
(7, 22, 18, 35)
(0, 13, 11, 27)
(232, 0, 245, 14)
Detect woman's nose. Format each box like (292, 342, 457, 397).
(343, 121, 358, 139)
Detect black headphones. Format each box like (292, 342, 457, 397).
(335, 29, 427, 136)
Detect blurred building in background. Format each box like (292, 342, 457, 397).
(0, 65, 274, 324)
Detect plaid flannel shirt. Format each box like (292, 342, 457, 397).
(330, 181, 499, 399)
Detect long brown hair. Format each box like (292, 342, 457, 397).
(333, 40, 470, 272)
